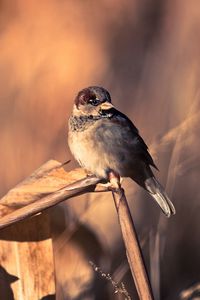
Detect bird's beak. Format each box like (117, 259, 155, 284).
(100, 102, 114, 110)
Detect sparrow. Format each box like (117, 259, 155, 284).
(68, 86, 175, 217)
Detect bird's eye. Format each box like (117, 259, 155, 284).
(89, 99, 99, 106)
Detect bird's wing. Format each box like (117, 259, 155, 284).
(108, 108, 158, 170)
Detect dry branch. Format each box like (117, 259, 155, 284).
(112, 188, 154, 300)
(0, 177, 103, 229)
(0, 160, 111, 228)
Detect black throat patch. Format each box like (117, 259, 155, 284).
(69, 113, 113, 132)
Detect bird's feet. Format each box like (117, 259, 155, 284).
(108, 170, 121, 190)
(86, 169, 123, 193)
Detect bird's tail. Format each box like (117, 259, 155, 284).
(145, 177, 176, 217)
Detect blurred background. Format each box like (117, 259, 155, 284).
(0, 0, 200, 299)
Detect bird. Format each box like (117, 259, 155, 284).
(68, 86, 175, 217)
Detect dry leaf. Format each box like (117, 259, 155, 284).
(0, 160, 87, 208)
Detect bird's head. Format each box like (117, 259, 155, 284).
(73, 86, 114, 117)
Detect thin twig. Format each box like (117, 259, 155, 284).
(90, 261, 132, 300)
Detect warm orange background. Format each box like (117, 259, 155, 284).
(0, 1, 200, 299)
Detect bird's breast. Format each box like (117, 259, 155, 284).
(68, 118, 138, 178)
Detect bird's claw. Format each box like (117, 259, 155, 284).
(108, 170, 121, 190)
